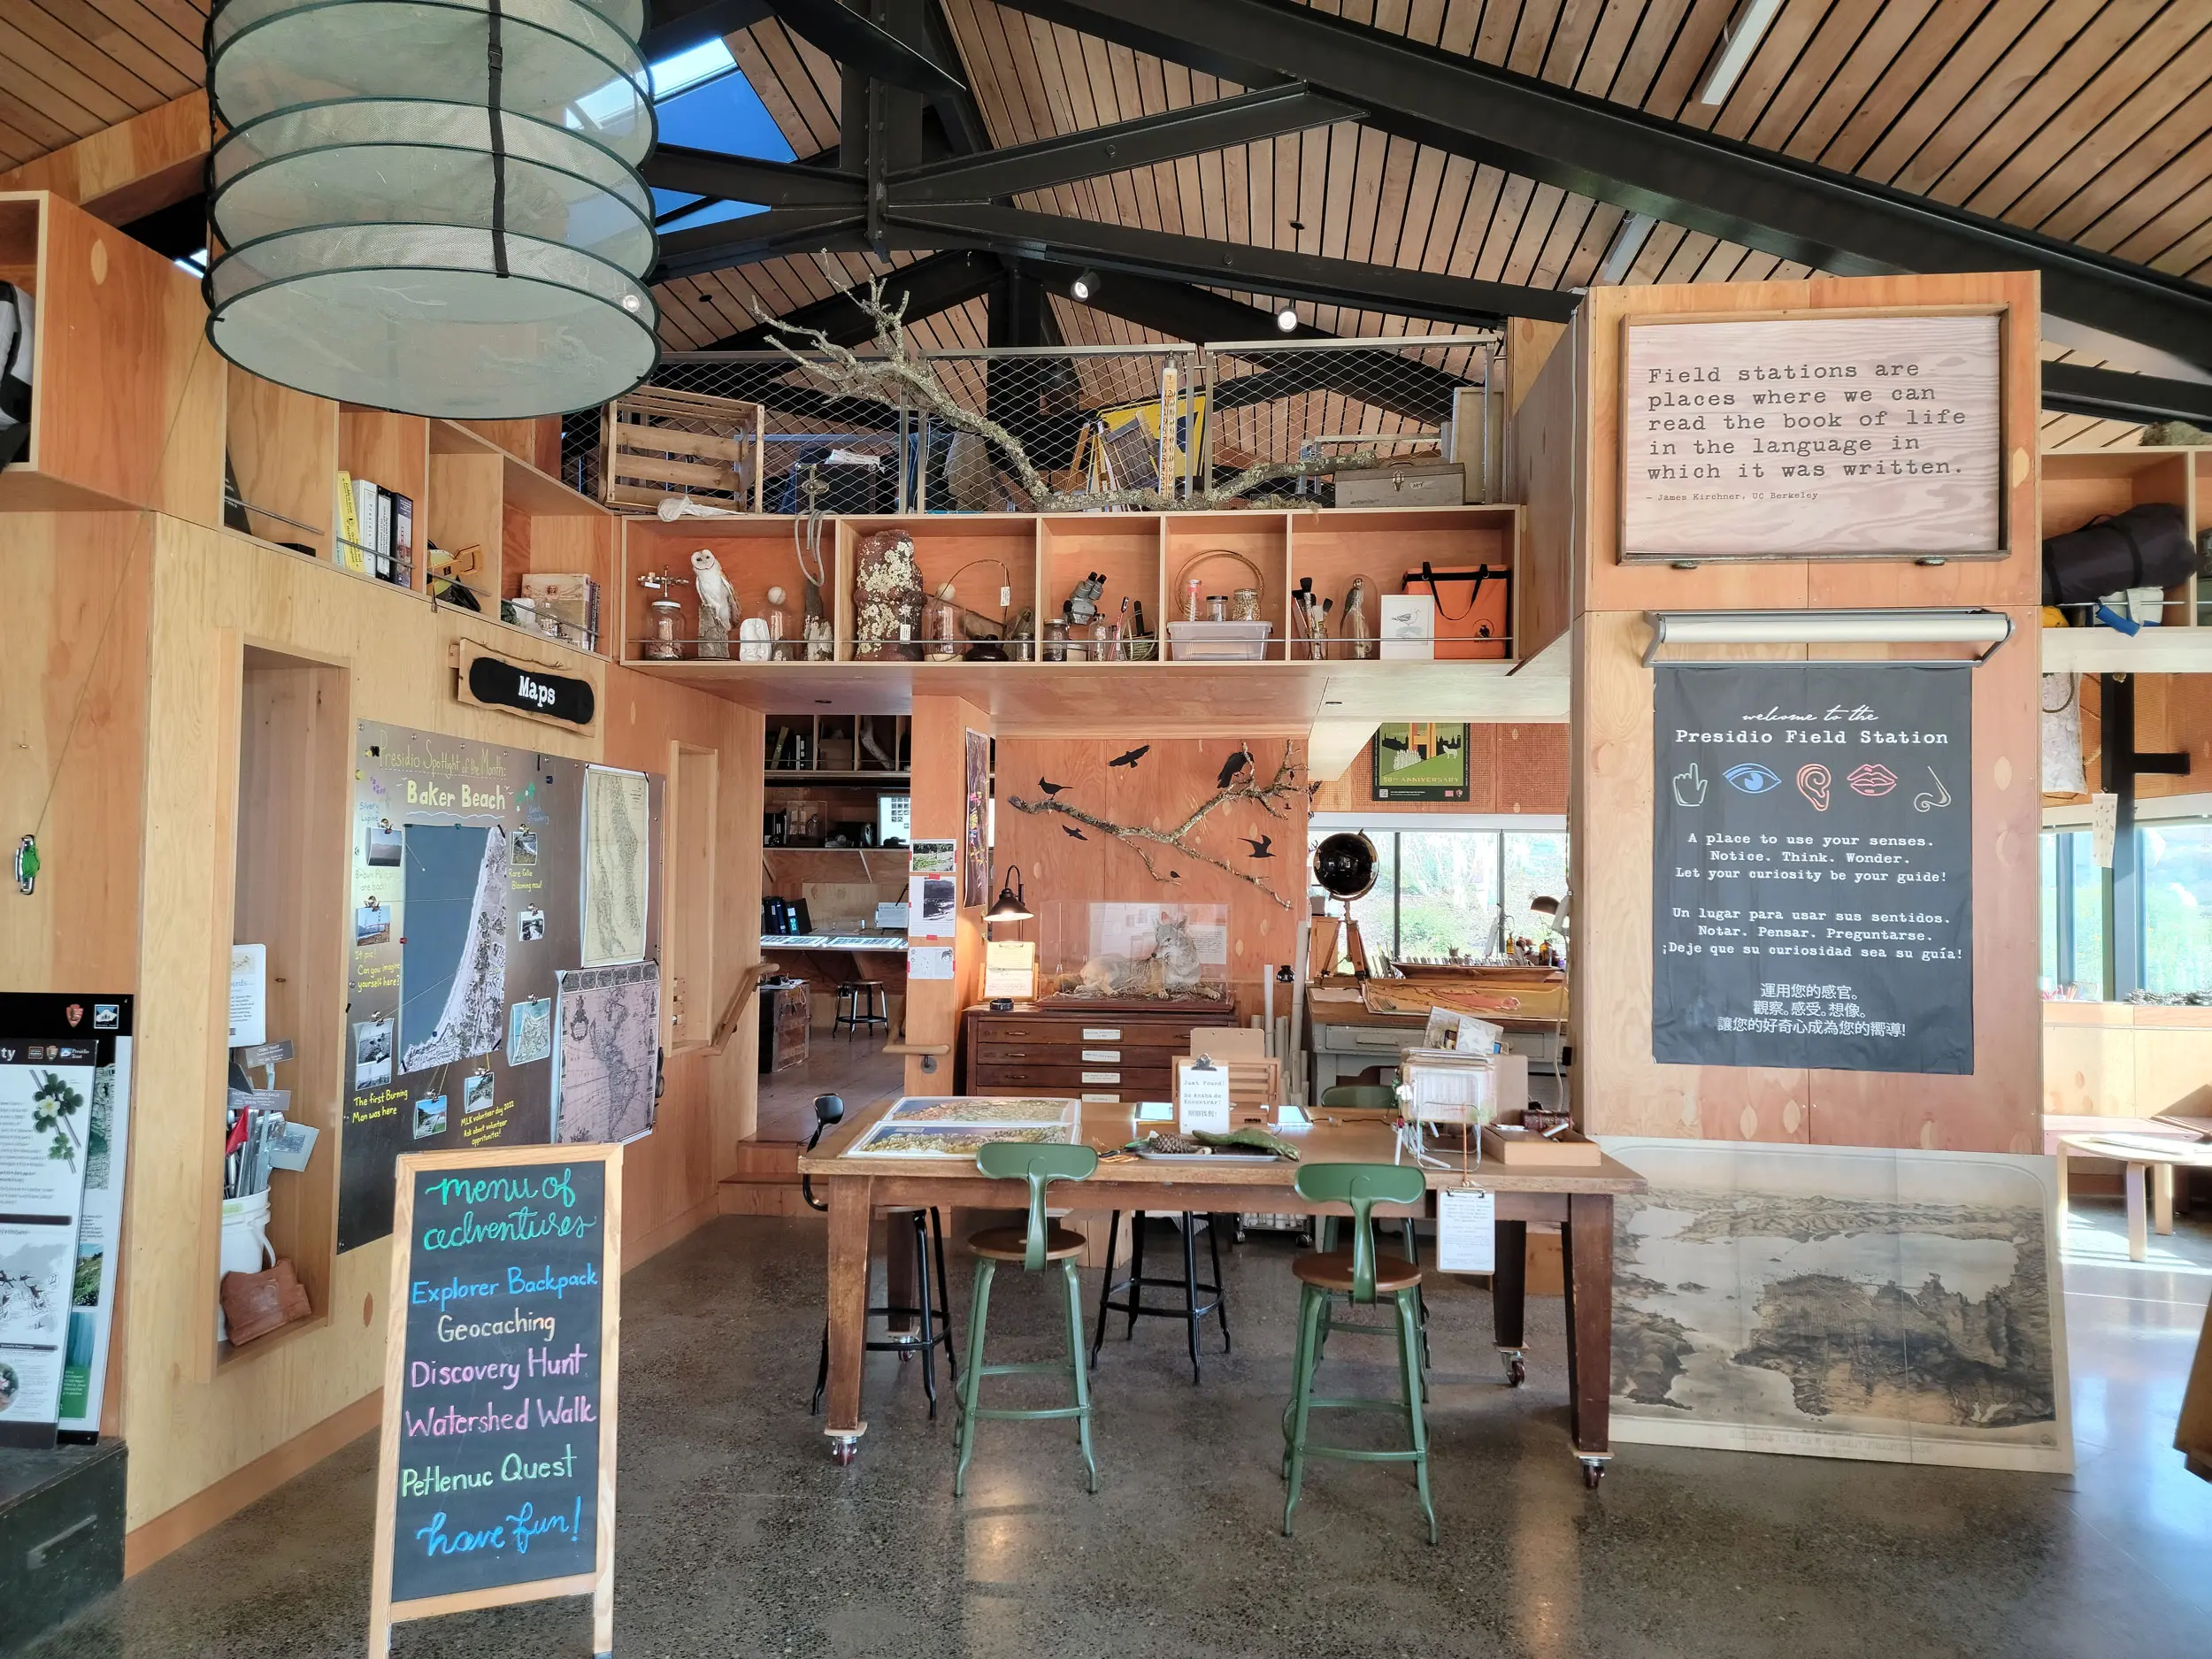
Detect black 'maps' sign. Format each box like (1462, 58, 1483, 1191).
(1651, 663, 1974, 1074)
(466, 653, 596, 727)
(389, 1158, 607, 1602)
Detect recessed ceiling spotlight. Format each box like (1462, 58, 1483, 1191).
(1071, 269, 1099, 302)
(1275, 304, 1299, 333)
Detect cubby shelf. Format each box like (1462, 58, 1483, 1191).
(2038, 443, 2210, 674)
(617, 503, 1523, 672)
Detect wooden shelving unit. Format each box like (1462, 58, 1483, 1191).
(2039, 443, 2209, 675)
(618, 503, 1522, 667)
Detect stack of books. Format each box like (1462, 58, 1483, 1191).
(334, 471, 414, 587)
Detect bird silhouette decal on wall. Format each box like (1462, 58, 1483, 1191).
(1241, 834, 1273, 858)
(1109, 745, 1150, 768)
(1039, 778, 1070, 795)
(1063, 825, 1087, 839)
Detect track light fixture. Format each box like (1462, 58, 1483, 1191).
(1275, 304, 1300, 332)
(1071, 269, 1100, 302)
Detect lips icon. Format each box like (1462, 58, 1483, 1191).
(1797, 764, 1831, 811)
(1847, 763, 1898, 797)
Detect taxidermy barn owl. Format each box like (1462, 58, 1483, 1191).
(690, 548, 736, 629)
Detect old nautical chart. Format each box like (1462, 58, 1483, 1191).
(551, 964, 660, 1145)
(1604, 1139, 2069, 1471)
(581, 766, 651, 967)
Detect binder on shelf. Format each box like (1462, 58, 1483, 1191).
(389, 491, 414, 587)
(334, 471, 365, 573)
(373, 487, 395, 583)
(353, 477, 380, 580)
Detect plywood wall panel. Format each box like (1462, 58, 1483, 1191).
(992, 734, 1306, 1023)
(107, 517, 757, 1542)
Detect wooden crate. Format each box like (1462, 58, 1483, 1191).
(599, 386, 764, 513)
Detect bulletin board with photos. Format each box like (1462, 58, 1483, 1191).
(339, 723, 664, 1250)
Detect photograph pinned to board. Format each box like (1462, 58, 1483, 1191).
(412, 1094, 448, 1139)
(462, 1071, 496, 1116)
(513, 827, 538, 867)
(353, 1018, 395, 1088)
(355, 898, 390, 946)
(507, 998, 553, 1065)
(398, 823, 510, 1072)
(909, 875, 956, 938)
(910, 838, 956, 875)
(365, 821, 403, 867)
(963, 729, 990, 910)
(550, 964, 661, 1145)
(581, 765, 652, 967)
(518, 907, 546, 942)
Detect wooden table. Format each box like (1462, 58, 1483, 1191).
(797, 1100, 1647, 1486)
(2058, 1133, 2212, 1261)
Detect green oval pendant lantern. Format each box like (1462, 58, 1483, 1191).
(205, 0, 660, 418)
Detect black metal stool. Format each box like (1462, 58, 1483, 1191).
(1089, 1210, 1230, 1383)
(801, 1094, 957, 1416)
(832, 980, 887, 1040)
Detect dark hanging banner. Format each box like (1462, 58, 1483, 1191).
(1652, 663, 1974, 1074)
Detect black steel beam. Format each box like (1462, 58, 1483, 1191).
(996, 0, 2212, 368)
(645, 148, 864, 207)
(658, 207, 867, 280)
(1014, 258, 1467, 424)
(641, 0, 771, 60)
(698, 249, 1002, 349)
(887, 202, 1577, 326)
(895, 84, 1361, 203)
(2039, 363, 2212, 429)
(919, 0, 991, 158)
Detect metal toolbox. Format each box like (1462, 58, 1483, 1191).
(1333, 461, 1467, 508)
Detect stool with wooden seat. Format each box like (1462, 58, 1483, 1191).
(833, 980, 887, 1040)
(953, 1141, 1102, 1496)
(1089, 1210, 1231, 1383)
(800, 1094, 956, 1417)
(1280, 1163, 1435, 1544)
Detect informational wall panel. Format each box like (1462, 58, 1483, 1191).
(1621, 313, 2001, 559)
(1651, 664, 1973, 1074)
(342, 724, 662, 1250)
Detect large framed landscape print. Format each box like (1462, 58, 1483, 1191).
(1620, 311, 2003, 561)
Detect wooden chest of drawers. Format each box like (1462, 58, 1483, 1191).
(961, 1002, 1239, 1104)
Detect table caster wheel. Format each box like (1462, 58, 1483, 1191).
(1499, 1348, 1526, 1387)
(831, 1437, 859, 1466)
(1580, 1458, 1605, 1490)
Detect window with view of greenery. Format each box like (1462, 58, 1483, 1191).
(1308, 828, 1567, 964)
(2141, 823, 2212, 993)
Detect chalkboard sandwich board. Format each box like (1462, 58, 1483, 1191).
(369, 1143, 622, 1659)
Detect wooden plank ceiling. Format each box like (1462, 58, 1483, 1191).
(3, 0, 2205, 450)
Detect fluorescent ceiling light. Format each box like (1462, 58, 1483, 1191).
(1698, 0, 1783, 105)
(1643, 608, 2012, 667)
(1597, 213, 1655, 285)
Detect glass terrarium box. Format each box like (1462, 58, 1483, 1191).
(1038, 901, 1231, 1004)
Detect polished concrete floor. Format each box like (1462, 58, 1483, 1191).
(30, 1199, 2212, 1659)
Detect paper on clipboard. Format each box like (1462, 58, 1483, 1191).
(1435, 1187, 1496, 1273)
(1176, 1062, 1232, 1134)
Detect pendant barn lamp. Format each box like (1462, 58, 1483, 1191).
(204, 0, 660, 418)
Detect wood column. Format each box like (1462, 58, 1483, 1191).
(906, 694, 991, 1094)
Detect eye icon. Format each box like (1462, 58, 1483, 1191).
(1724, 764, 1781, 795)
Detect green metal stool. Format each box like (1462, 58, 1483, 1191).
(1315, 1087, 1428, 1371)
(953, 1141, 1102, 1497)
(1280, 1162, 1436, 1544)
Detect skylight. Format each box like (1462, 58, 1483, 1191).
(649, 37, 736, 100)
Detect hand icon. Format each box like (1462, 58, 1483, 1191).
(1671, 763, 1708, 807)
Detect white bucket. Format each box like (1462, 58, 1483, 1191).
(217, 1188, 275, 1341)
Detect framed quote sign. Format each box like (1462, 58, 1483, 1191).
(1620, 311, 2004, 562)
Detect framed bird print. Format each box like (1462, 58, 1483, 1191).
(963, 728, 991, 909)
(1372, 723, 1470, 802)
